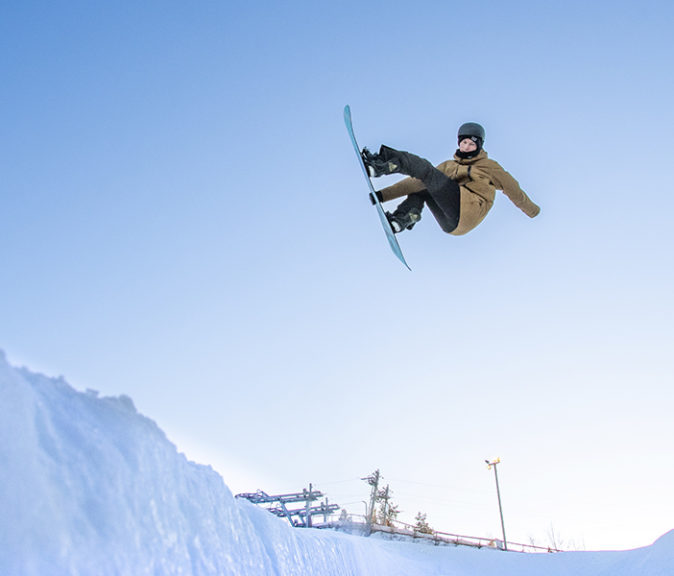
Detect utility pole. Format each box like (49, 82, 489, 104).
(361, 470, 381, 535)
(485, 458, 507, 551)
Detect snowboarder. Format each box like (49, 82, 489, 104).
(361, 122, 540, 235)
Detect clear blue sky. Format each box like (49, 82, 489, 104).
(2, 0, 673, 551)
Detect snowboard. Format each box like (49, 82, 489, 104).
(343, 105, 410, 270)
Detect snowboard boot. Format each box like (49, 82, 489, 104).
(386, 194, 425, 233)
(361, 145, 401, 178)
(386, 207, 422, 233)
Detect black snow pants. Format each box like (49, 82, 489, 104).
(381, 145, 460, 234)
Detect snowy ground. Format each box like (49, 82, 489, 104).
(1, 350, 672, 575)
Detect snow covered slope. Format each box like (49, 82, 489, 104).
(1, 350, 672, 575)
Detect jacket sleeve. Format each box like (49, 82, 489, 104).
(490, 161, 540, 218)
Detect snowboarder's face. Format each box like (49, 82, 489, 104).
(459, 138, 478, 153)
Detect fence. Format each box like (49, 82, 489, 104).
(333, 517, 561, 553)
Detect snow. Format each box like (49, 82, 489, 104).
(1, 350, 673, 575)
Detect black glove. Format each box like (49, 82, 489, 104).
(369, 191, 384, 205)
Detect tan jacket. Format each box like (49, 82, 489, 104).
(379, 150, 540, 235)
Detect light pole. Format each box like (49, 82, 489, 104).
(485, 458, 507, 551)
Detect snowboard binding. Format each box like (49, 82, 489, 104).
(361, 146, 400, 178)
(386, 208, 422, 233)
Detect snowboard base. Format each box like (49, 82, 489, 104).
(343, 105, 410, 270)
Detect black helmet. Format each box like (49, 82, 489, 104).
(457, 122, 485, 145)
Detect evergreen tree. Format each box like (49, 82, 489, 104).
(377, 485, 400, 526)
(414, 511, 433, 534)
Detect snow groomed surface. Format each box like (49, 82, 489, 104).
(1, 350, 672, 576)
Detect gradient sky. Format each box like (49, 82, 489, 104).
(2, 0, 674, 551)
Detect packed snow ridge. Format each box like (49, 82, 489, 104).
(1, 349, 673, 575)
